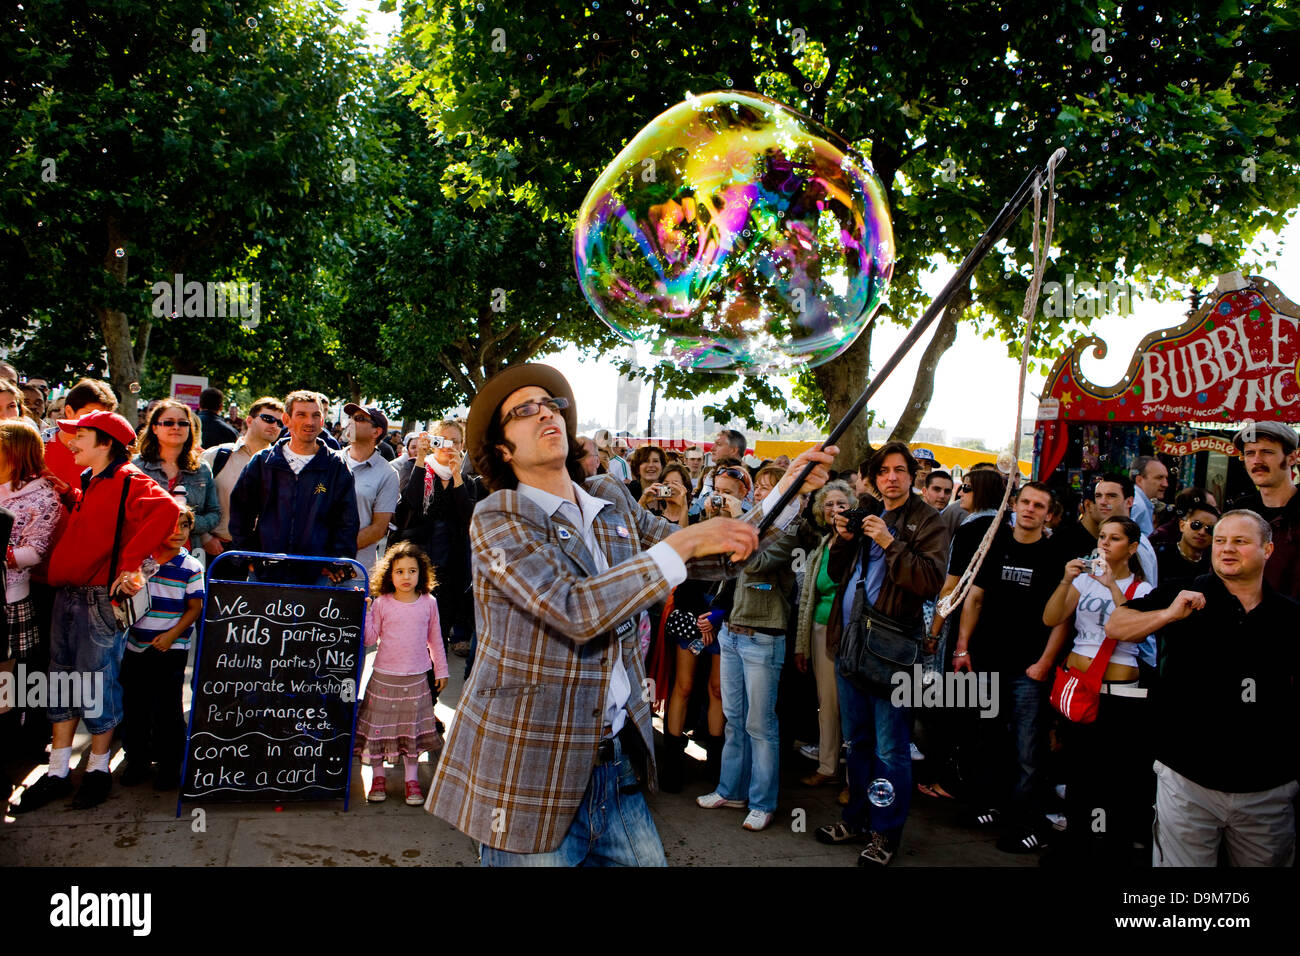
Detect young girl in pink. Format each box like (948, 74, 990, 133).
(354, 541, 449, 806)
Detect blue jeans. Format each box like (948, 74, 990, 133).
(46, 586, 126, 735)
(836, 672, 911, 841)
(716, 623, 784, 813)
(480, 734, 667, 867)
(968, 671, 1049, 826)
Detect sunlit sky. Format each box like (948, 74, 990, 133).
(346, 1, 1297, 447)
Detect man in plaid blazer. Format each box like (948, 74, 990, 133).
(427, 364, 836, 865)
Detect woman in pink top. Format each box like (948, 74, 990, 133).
(354, 541, 449, 806)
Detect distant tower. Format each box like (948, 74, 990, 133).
(615, 345, 640, 435)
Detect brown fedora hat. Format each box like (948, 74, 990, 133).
(466, 363, 578, 462)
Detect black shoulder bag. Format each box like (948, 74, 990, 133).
(835, 543, 922, 698)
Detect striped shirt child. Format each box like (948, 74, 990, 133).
(126, 551, 206, 653)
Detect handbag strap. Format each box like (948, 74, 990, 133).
(106, 469, 132, 592)
(1075, 578, 1142, 690)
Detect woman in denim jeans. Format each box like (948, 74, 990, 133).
(132, 400, 220, 544)
(696, 465, 799, 832)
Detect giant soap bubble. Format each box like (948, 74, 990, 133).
(575, 91, 894, 373)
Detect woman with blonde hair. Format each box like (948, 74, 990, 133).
(132, 399, 220, 544)
(793, 479, 856, 789)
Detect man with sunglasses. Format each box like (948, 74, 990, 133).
(199, 397, 285, 557)
(428, 364, 836, 866)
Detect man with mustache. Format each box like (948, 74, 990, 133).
(1229, 421, 1299, 600)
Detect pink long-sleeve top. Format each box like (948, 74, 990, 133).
(364, 592, 449, 679)
(0, 478, 65, 603)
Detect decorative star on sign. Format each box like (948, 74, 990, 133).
(1059, 391, 1074, 406)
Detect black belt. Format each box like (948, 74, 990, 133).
(595, 723, 640, 765)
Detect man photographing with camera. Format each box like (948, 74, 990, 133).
(426, 364, 836, 866)
(815, 440, 947, 866)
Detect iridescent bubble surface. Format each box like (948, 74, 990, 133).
(867, 777, 896, 808)
(575, 91, 894, 373)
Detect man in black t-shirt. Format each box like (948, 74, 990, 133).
(1108, 509, 1299, 867)
(955, 481, 1069, 853)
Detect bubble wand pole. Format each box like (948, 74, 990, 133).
(749, 149, 1067, 538)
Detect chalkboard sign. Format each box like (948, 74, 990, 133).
(180, 562, 366, 807)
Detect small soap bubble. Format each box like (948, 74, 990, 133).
(997, 451, 1016, 475)
(128, 382, 141, 393)
(868, 778, 895, 807)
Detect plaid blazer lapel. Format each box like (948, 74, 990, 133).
(591, 505, 637, 569)
(551, 509, 599, 577)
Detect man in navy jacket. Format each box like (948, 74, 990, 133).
(228, 390, 359, 584)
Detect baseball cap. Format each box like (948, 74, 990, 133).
(912, 447, 938, 463)
(343, 403, 389, 434)
(1232, 420, 1298, 453)
(58, 410, 137, 447)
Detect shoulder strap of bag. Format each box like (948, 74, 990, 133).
(212, 445, 234, 478)
(106, 469, 132, 590)
(1077, 578, 1143, 690)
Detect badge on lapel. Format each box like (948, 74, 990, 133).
(556, 526, 572, 541)
(616, 525, 630, 538)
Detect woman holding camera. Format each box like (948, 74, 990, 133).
(655, 465, 748, 791)
(1041, 516, 1153, 866)
(393, 420, 485, 659)
(625, 443, 667, 501)
(637, 463, 692, 527)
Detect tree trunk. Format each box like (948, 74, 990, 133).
(811, 322, 875, 473)
(888, 284, 971, 444)
(98, 217, 139, 411)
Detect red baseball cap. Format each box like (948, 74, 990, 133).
(58, 410, 138, 447)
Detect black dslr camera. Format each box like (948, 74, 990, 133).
(839, 507, 875, 537)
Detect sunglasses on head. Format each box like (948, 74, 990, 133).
(501, 396, 570, 425)
(717, 467, 749, 481)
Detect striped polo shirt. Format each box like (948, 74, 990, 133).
(126, 551, 206, 653)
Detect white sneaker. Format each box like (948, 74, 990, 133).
(1046, 812, 1068, 832)
(696, 791, 747, 809)
(742, 809, 774, 831)
(798, 743, 819, 761)
(910, 743, 925, 761)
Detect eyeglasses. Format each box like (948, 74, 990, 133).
(156, 419, 191, 428)
(501, 396, 570, 425)
(256, 413, 280, 425)
(960, 484, 972, 493)
(1187, 519, 1215, 532)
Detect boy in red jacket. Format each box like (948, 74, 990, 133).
(10, 411, 180, 813)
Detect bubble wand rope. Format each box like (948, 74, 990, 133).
(935, 148, 1064, 619)
(745, 148, 1069, 547)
